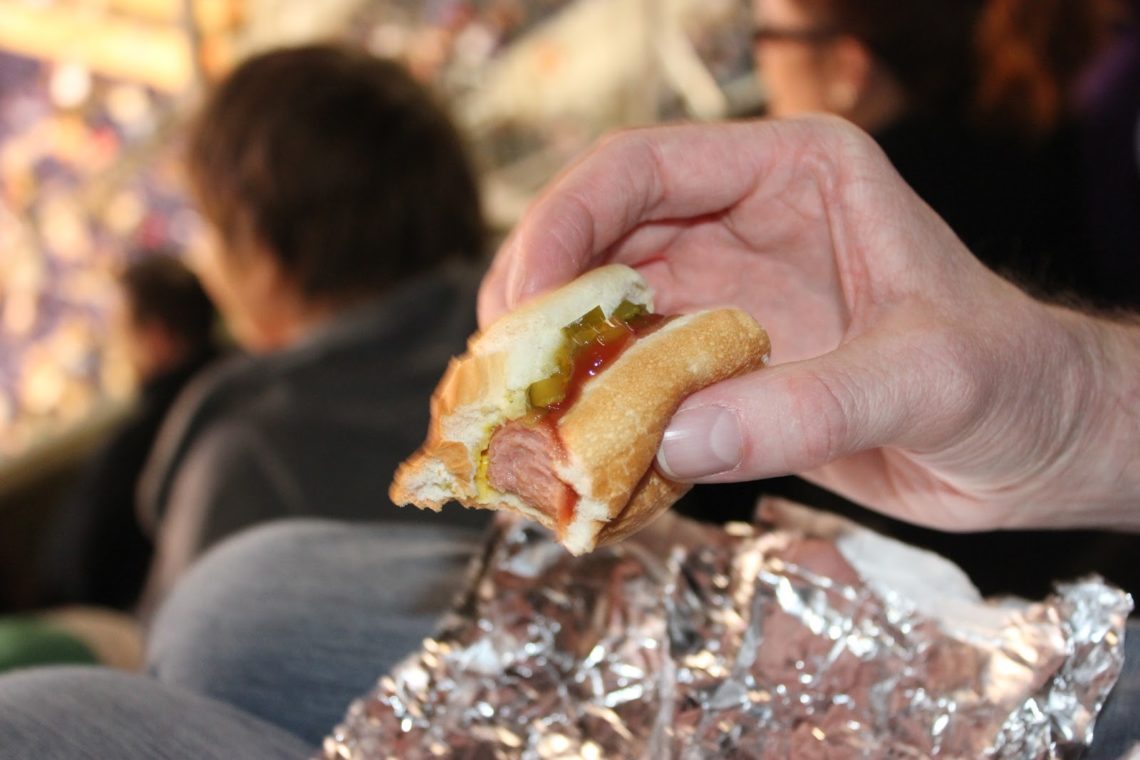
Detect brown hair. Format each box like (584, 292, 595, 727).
(974, 0, 1112, 136)
(793, 0, 1112, 137)
(185, 44, 483, 304)
(121, 251, 216, 354)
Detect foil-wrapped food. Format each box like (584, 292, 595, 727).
(322, 501, 1131, 759)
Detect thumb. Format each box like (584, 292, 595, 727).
(656, 340, 924, 483)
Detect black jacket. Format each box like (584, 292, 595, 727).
(875, 116, 1102, 302)
(39, 350, 217, 611)
(136, 261, 490, 609)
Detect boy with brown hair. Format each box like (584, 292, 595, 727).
(137, 45, 489, 607)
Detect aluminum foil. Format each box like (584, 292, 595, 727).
(322, 502, 1131, 759)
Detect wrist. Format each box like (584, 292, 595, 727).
(1085, 311, 1140, 524)
(1031, 305, 1140, 529)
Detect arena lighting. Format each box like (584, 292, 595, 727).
(102, 0, 241, 30)
(0, 0, 241, 91)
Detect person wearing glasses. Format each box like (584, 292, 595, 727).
(751, 0, 1113, 303)
(129, 45, 492, 615)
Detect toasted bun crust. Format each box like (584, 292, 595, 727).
(390, 265, 770, 553)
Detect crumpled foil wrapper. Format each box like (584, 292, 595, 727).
(322, 501, 1132, 759)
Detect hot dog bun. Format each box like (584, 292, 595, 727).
(390, 265, 770, 554)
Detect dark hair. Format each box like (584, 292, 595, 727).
(185, 44, 484, 303)
(794, 0, 1111, 137)
(973, 0, 1113, 136)
(121, 252, 216, 354)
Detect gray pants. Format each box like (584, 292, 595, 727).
(0, 520, 1136, 758)
(0, 521, 480, 759)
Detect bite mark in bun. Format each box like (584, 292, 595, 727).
(390, 265, 770, 554)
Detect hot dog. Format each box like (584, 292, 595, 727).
(390, 265, 770, 554)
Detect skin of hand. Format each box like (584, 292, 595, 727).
(479, 116, 1140, 533)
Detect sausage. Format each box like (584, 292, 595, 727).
(487, 418, 576, 524)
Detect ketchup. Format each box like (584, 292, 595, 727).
(546, 330, 633, 421)
(531, 304, 671, 533)
(545, 310, 668, 422)
(558, 489, 579, 529)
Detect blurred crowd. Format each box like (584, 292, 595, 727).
(349, 0, 567, 81)
(0, 0, 762, 461)
(0, 51, 199, 457)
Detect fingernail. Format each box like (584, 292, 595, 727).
(656, 406, 742, 480)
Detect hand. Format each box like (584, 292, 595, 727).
(479, 117, 1138, 532)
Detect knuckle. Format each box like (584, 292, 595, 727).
(920, 326, 991, 427)
(781, 370, 854, 468)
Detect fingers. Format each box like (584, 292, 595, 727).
(477, 120, 795, 323)
(476, 239, 515, 328)
(655, 332, 936, 483)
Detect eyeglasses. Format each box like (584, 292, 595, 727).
(751, 23, 841, 46)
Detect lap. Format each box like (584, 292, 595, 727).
(147, 518, 483, 746)
(0, 666, 311, 759)
(144, 517, 1139, 755)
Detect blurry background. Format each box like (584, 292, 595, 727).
(0, 0, 759, 465)
(1, 0, 1137, 615)
(0, 0, 761, 609)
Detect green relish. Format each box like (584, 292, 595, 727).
(526, 300, 649, 410)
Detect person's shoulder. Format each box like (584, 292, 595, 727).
(390, 258, 483, 344)
(138, 350, 277, 523)
(176, 415, 272, 479)
(297, 259, 483, 375)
